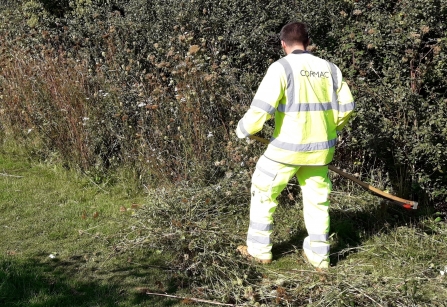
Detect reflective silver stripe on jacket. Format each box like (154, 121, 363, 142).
(304, 238, 330, 255)
(277, 100, 355, 113)
(251, 99, 276, 115)
(339, 101, 355, 112)
(277, 102, 333, 113)
(328, 62, 340, 111)
(328, 62, 339, 91)
(247, 234, 271, 245)
(277, 57, 347, 115)
(256, 164, 276, 179)
(277, 58, 295, 107)
(238, 120, 251, 137)
(270, 138, 336, 152)
(250, 221, 273, 231)
(309, 233, 329, 241)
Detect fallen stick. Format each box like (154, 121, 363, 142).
(0, 172, 24, 178)
(142, 290, 237, 306)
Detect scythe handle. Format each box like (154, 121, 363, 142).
(327, 165, 418, 209)
(248, 135, 418, 209)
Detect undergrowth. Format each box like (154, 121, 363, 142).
(119, 175, 447, 306)
(117, 176, 255, 303)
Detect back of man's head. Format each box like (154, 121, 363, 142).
(280, 22, 309, 46)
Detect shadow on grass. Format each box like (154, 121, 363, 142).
(271, 199, 429, 266)
(328, 200, 427, 264)
(0, 254, 183, 307)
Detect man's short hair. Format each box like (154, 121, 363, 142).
(279, 22, 309, 46)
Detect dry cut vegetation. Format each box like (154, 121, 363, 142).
(116, 175, 447, 306)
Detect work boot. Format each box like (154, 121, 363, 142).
(301, 250, 329, 273)
(237, 246, 272, 264)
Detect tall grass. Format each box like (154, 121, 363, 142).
(0, 18, 259, 187)
(1, 47, 92, 167)
(119, 175, 447, 306)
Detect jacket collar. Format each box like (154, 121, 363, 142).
(291, 49, 309, 54)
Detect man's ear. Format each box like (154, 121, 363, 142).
(281, 40, 286, 49)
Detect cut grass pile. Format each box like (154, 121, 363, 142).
(126, 181, 447, 306)
(1, 144, 447, 306)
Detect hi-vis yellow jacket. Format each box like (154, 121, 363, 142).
(236, 50, 355, 165)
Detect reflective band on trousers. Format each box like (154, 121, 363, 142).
(270, 138, 336, 152)
(303, 238, 330, 255)
(309, 233, 329, 241)
(247, 234, 271, 245)
(251, 99, 276, 115)
(250, 221, 273, 231)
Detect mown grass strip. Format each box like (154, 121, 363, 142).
(0, 149, 191, 307)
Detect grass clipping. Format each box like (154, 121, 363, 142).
(119, 177, 264, 303)
(118, 177, 447, 306)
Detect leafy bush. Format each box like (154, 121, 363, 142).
(1, 0, 447, 201)
(325, 0, 447, 202)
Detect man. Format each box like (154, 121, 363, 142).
(235, 22, 354, 269)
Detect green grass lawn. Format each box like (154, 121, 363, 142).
(1, 146, 447, 306)
(0, 149, 191, 307)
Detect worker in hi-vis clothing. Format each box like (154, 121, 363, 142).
(235, 22, 354, 269)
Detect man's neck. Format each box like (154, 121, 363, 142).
(284, 44, 306, 55)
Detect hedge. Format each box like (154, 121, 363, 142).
(1, 0, 446, 202)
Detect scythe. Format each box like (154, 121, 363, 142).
(248, 135, 418, 210)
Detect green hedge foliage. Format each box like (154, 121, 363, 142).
(328, 0, 447, 201)
(1, 0, 446, 202)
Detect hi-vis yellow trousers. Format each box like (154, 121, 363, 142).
(246, 155, 331, 269)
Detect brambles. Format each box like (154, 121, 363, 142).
(1, 1, 445, 202)
(329, 0, 447, 203)
(0, 0, 445, 215)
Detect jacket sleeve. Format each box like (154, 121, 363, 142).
(329, 63, 355, 131)
(236, 63, 285, 138)
(336, 79, 355, 131)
